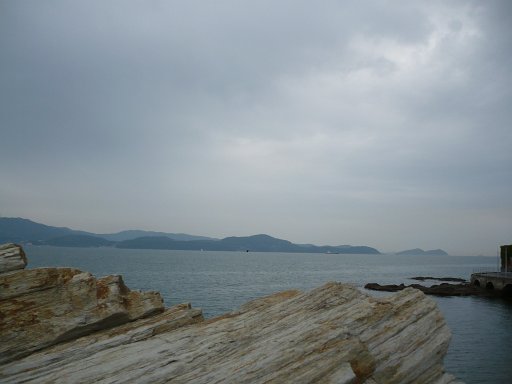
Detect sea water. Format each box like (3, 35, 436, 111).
(25, 246, 512, 383)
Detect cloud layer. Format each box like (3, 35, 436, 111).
(1, 1, 511, 254)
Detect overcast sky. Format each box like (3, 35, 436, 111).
(1, 1, 511, 255)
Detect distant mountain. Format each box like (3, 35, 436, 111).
(0, 217, 380, 254)
(115, 236, 178, 249)
(219, 234, 299, 252)
(44, 235, 115, 248)
(396, 248, 448, 256)
(116, 234, 380, 254)
(0, 217, 89, 243)
(0, 217, 215, 245)
(424, 249, 449, 255)
(99, 230, 216, 242)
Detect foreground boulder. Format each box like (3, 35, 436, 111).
(0, 244, 164, 364)
(0, 244, 462, 383)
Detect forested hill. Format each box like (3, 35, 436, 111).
(116, 234, 380, 254)
(0, 217, 380, 254)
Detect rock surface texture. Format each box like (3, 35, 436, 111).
(0, 244, 164, 364)
(0, 243, 27, 273)
(0, 243, 462, 383)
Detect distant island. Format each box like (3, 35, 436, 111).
(395, 248, 448, 256)
(0, 217, 380, 254)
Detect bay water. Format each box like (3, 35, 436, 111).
(25, 246, 512, 383)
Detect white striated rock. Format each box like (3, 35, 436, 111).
(0, 303, 204, 380)
(0, 243, 27, 273)
(0, 267, 164, 364)
(1, 281, 462, 383)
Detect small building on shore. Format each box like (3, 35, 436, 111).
(500, 245, 512, 272)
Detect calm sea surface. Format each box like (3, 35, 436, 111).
(25, 246, 512, 384)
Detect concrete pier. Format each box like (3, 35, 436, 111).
(470, 272, 512, 294)
(470, 244, 512, 295)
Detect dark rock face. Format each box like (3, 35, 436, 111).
(410, 276, 467, 282)
(365, 281, 491, 297)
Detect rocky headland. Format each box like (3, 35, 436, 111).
(1, 243, 462, 383)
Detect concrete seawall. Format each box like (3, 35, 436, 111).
(470, 272, 512, 294)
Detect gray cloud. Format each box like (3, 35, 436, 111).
(1, 0, 511, 255)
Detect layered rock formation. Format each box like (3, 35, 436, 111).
(0, 243, 462, 383)
(0, 242, 27, 272)
(0, 244, 164, 364)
